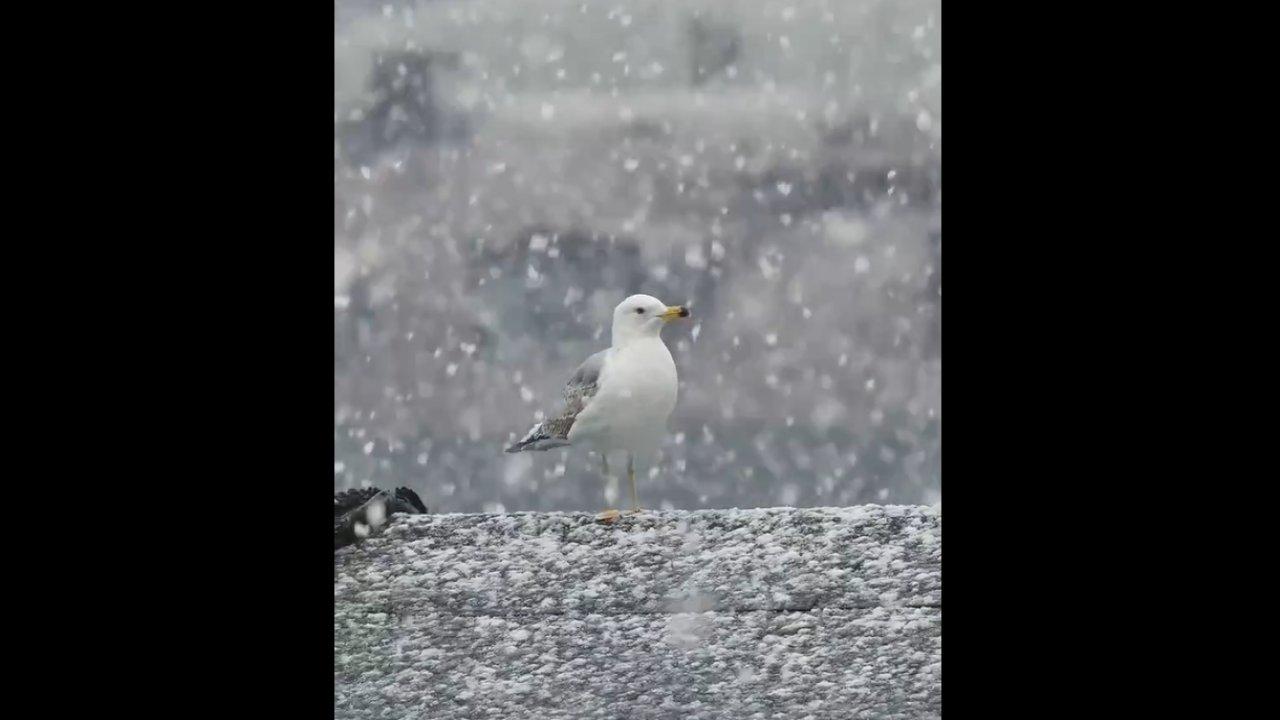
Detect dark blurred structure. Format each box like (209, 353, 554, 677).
(688, 18, 740, 86)
(337, 49, 467, 166)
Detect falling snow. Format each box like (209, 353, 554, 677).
(335, 0, 942, 513)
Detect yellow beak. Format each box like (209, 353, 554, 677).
(660, 306, 691, 322)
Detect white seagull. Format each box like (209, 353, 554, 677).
(506, 294, 691, 518)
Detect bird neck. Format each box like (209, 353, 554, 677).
(612, 326, 662, 349)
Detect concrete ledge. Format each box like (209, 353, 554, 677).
(335, 506, 941, 719)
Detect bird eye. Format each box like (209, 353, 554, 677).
(636, 308, 645, 314)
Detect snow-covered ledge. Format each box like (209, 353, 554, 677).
(335, 506, 941, 719)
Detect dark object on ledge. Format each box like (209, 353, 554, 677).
(334, 487, 428, 550)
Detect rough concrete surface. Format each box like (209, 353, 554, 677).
(335, 506, 941, 719)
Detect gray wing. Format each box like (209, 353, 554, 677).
(562, 349, 607, 400)
(505, 349, 608, 452)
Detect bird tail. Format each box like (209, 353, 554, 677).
(505, 422, 571, 453)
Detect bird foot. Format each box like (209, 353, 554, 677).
(595, 509, 622, 524)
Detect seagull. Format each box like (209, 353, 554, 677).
(506, 294, 690, 518)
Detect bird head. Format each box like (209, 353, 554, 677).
(612, 294, 690, 345)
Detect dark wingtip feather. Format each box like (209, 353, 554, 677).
(506, 424, 543, 453)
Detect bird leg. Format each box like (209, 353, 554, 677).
(626, 453, 643, 514)
(595, 452, 621, 522)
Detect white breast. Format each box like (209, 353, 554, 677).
(568, 337, 678, 453)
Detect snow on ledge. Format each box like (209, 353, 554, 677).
(336, 505, 941, 719)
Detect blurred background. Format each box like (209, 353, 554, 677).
(334, 0, 940, 513)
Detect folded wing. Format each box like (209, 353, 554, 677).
(505, 349, 608, 452)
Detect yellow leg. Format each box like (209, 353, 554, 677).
(627, 453, 642, 514)
(596, 452, 621, 522)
